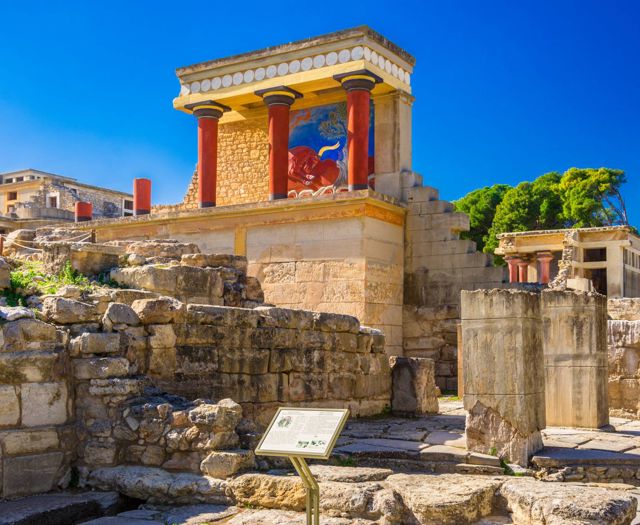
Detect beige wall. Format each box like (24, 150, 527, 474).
(84, 193, 405, 355)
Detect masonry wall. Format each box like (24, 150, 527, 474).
(0, 316, 75, 498)
(608, 298, 640, 417)
(403, 185, 507, 391)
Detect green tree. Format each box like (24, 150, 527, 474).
(484, 172, 565, 256)
(453, 184, 511, 252)
(559, 167, 629, 227)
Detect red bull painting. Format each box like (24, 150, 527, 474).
(287, 102, 374, 198)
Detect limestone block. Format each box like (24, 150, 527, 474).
(2, 452, 64, 497)
(71, 332, 121, 356)
(103, 302, 140, 326)
(541, 290, 609, 428)
(390, 356, 439, 415)
(83, 440, 118, 466)
(148, 347, 177, 378)
(132, 297, 184, 324)
(188, 399, 242, 431)
(42, 296, 98, 324)
(461, 289, 544, 465)
(181, 253, 248, 272)
(70, 244, 121, 276)
(148, 324, 176, 349)
(2, 318, 57, 352)
(608, 298, 640, 321)
(21, 382, 68, 427)
(0, 351, 63, 383)
(110, 289, 159, 305)
(0, 385, 20, 426)
(200, 449, 255, 478)
(229, 473, 306, 511)
(74, 357, 130, 380)
(0, 305, 34, 322)
(0, 428, 59, 455)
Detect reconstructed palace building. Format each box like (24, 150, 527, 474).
(72, 27, 507, 391)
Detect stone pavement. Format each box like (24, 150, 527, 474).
(333, 398, 640, 481)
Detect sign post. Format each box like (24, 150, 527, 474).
(255, 407, 350, 525)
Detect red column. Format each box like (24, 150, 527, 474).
(346, 89, 371, 190)
(335, 70, 381, 191)
(506, 257, 521, 283)
(133, 178, 151, 216)
(187, 102, 227, 208)
(517, 260, 529, 283)
(537, 252, 554, 284)
(268, 104, 290, 199)
(256, 87, 302, 200)
(75, 201, 93, 222)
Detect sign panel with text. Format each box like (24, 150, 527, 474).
(256, 407, 349, 459)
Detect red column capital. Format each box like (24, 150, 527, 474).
(255, 86, 302, 200)
(185, 101, 230, 208)
(334, 70, 382, 191)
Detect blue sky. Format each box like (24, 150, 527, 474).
(0, 1, 638, 225)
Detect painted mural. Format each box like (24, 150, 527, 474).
(287, 102, 374, 198)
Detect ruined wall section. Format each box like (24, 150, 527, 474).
(21, 180, 129, 218)
(0, 313, 75, 498)
(608, 298, 640, 417)
(404, 185, 507, 391)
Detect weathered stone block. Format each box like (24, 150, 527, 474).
(71, 332, 121, 356)
(132, 297, 183, 324)
(2, 452, 64, 497)
(42, 297, 98, 324)
(0, 428, 59, 455)
(84, 440, 118, 466)
(74, 357, 130, 380)
(390, 356, 439, 415)
(103, 302, 141, 326)
(2, 318, 57, 352)
(542, 290, 609, 428)
(0, 385, 20, 426)
(461, 289, 544, 466)
(21, 382, 68, 427)
(148, 324, 176, 349)
(200, 449, 255, 478)
(0, 352, 61, 383)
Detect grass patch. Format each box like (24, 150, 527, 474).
(1, 260, 116, 306)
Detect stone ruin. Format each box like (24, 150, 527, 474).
(0, 233, 392, 502)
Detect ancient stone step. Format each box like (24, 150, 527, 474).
(0, 491, 121, 525)
(499, 477, 637, 524)
(81, 504, 238, 524)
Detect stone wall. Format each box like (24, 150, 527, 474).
(404, 186, 507, 391)
(216, 118, 269, 206)
(21, 180, 129, 219)
(0, 310, 75, 498)
(608, 298, 640, 417)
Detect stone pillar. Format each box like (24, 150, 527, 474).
(461, 289, 545, 466)
(335, 70, 382, 190)
(517, 260, 529, 283)
(537, 252, 554, 284)
(133, 178, 151, 216)
(506, 257, 521, 284)
(185, 101, 229, 208)
(75, 201, 93, 222)
(541, 290, 609, 428)
(256, 87, 302, 200)
(390, 356, 439, 415)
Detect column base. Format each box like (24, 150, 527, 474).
(75, 216, 92, 223)
(135, 209, 150, 216)
(199, 202, 216, 208)
(349, 183, 369, 191)
(269, 193, 288, 200)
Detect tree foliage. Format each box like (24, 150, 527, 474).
(453, 184, 510, 252)
(453, 167, 630, 259)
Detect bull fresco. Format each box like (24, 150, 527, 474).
(287, 102, 374, 197)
